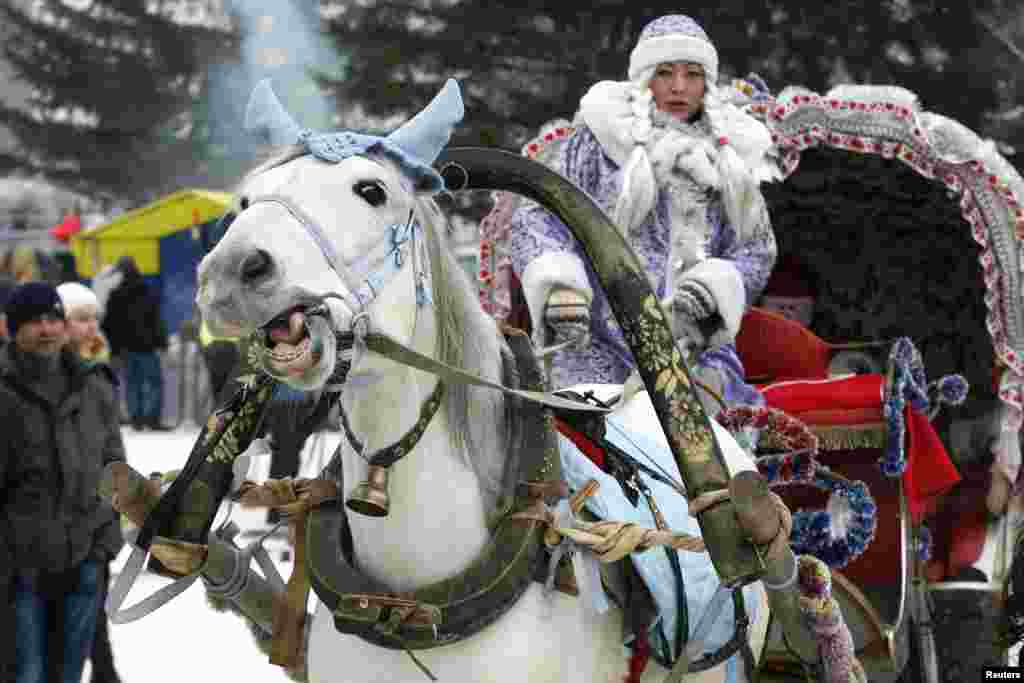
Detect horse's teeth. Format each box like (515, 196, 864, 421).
(268, 337, 314, 371)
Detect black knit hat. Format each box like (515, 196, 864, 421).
(5, 282, 65, 338)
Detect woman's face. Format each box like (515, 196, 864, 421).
(66, 306, 99, 345)
(649, 61, 706, 120)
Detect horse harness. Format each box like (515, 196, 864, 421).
(281, 325, 555, 680)
(118, 326, 754, 679)
(131, 184, 755, 673)
(550, 390, 756, 677)
(305, 330, 753, 676)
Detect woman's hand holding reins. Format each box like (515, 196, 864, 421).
(670, 280, 719, 357)
(543, 287, 591, 351)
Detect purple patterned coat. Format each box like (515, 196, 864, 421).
(509, 124, 775, 406)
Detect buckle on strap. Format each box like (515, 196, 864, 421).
(334, 593, 443, 634)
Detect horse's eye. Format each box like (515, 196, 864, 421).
(354, 180, 387, 207)
(239, 196, 250, 211)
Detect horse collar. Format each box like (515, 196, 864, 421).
(304, 328, 560, 654)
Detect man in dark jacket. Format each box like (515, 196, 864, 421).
(0, 275, 15, 350)
(1, 282, 126, 683)
(102, 255, 170, 430)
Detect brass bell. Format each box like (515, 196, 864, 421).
(346, 464, 391, 517)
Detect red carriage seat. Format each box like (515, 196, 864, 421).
(735, 307, 833, 382)
(735, 308, 986, 584)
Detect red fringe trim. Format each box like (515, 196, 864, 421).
(623, 628, 651, 683)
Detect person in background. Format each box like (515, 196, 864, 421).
(102, 256, 170, 431)
(90, 262, 123, 324)
(1, 282, 126, 683)
(58, 282, 111, 364)
(56, 281, 121, 683)
(198, 313, 241, 403)
(0, 274, 14, 349)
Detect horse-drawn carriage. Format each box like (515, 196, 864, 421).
(474, 80, 1024, 681)
(94, 75, 1024, 683)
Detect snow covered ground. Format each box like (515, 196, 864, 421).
(88, 424, 341, 683)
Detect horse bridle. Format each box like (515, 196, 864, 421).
(243, 193, 430, 326)
(240, 193, 443, 516)
(233, 192, 433, 395)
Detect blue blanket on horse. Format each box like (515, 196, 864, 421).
(557, 407, 759, 680)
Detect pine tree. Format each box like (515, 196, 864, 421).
(320, 1, 1011, 158)
(0, 0, 238, 201)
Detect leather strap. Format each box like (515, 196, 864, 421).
(235, 478, 339, 668)
(106, 542, 199, 624)
(270, 508, 310, 668)
(338, 379, 446, 467)
(361, 332, 608, 414)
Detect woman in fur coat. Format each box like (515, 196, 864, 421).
(509, 15, 780, 413)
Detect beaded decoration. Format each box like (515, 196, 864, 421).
(881, 337, 968, 477)
(717, 405, 877, 569)
(760, 450, 877, 569)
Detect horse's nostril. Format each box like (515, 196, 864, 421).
(240, 249, 274, 282)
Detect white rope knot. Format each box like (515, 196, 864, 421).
(514, 481, 793, 565)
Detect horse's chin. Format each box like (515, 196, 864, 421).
(251, 307, 338, 391)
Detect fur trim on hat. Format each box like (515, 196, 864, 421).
(628, 33, 719, 85)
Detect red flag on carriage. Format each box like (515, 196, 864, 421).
(760, 373, 961, 523)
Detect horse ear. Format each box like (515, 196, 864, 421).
(386, 79, 464, 166)
(245, 79, 304, 146)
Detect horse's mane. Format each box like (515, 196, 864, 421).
(416, 197, 510, 509)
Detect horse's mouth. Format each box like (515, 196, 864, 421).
(255, 305, 332, 382)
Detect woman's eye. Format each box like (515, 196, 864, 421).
(354, 180, 387, 207)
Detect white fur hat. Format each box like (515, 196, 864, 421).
(57, 281, 100, 315)
(628, 15, 718, 86)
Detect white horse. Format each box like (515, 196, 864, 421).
(196, 80, 768, 683)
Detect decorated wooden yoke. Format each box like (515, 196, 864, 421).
(726, 309, 968, 674)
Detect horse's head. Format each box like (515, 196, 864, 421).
(197, 79, 464, 391)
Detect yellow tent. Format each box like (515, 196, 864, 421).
(70, 189, 235, 337)
(71, 189, 234, 278)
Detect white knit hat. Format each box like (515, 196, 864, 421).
(628, 15, 718, 86)
(57, 281, 100, 315)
